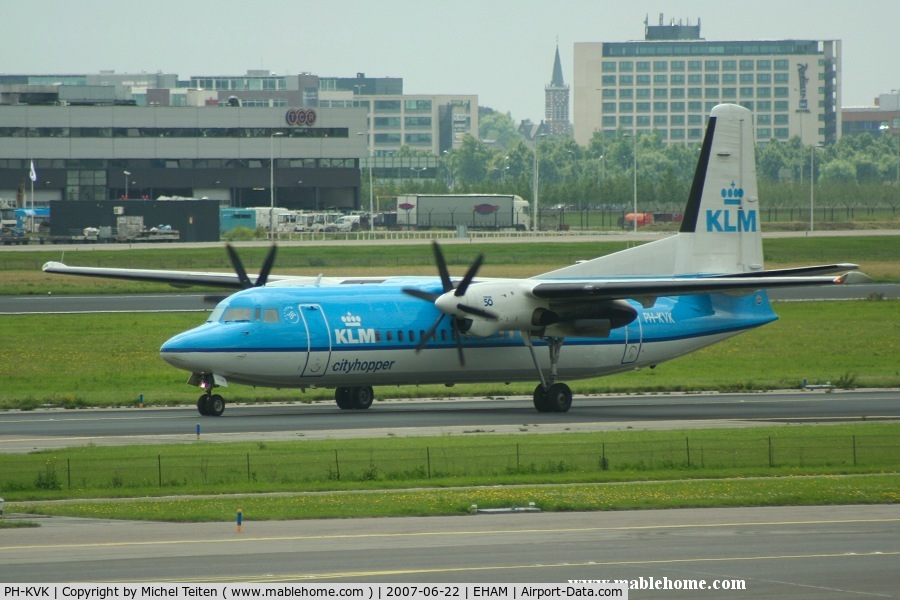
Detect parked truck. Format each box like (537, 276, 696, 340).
(395, 194, 530, 231)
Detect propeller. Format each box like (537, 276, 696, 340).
(402, 242, 496, 366)
(226, 244, 278, 289)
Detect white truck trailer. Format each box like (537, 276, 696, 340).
(395, 194, 530, 231)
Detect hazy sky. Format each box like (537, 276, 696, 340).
(3, 0, 898, 122)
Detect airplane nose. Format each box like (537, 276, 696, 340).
(159, 326, 210, 370)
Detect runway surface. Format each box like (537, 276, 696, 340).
(1, 504, 897, 597)
(1, 390, 896, 452)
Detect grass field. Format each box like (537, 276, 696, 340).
(5, 423, 898, 521)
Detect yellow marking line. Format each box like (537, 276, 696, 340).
(2, 517, 898, 552)
(118, 551, 900, 584)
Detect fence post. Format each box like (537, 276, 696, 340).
(247, 453, 251, 482)
(334, 450, 340, 480)
(426, 447, 431, 479)
(67, 458, 71, 489)
(768, 437, 774, 468)
(158, 453, 162, 487)
(853, 435, 857, 467)
(516, 443, 520, 468)
(685, 437, 691, 468)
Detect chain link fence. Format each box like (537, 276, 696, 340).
(2, 434, 897, 494)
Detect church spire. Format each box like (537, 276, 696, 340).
(545, 41, 571, 137)
(551, 44, 565, 87)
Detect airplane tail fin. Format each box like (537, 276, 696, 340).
(539, 104, 763, 279)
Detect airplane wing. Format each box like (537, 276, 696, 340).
(41, 261, 280, 289)
(530, 271, 857, 303)
(710, 263, 860, 278)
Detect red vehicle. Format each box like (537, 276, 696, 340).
(624, 212, 654, 227)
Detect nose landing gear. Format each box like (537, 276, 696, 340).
(192, 373, 226, 416)
(198, 392, 225, 416)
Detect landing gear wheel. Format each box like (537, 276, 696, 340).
(207, 394, 225, 416)
(533, 384, 553, 413)
(335, 386, 374, 410)
(350, 386, 374, 410)
(197, 394, 210, 416)
(197, 393, 226, 416)
(335, 387, 353, 410)
(544, 383, 572, 412)
(533, 383, 572, 413)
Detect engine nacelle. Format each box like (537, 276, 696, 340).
(440, 282, 639, 339)
(438, 281, 546, 337)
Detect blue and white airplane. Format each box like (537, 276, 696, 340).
(44, 104, 859, 416)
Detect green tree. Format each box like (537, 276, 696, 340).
(479, 109, 523, 149)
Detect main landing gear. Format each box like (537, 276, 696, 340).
(334, 386, 374, 410)
(524, 335, 573, 413)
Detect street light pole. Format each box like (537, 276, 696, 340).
(123, 171, 130, 199)
(270, 132, 283, 241)
(532, 133, 546, 233)
(357, 129, 374, 233)
(625, 133, 638, 233)
(632, 134, 638, 234)
(809, 143, 824, 233)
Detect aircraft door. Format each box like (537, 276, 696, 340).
(298, 304, 332, 377)
(621, 315, 643, 365)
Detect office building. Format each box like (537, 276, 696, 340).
(0, 71, 478, 209)
(573, 15, 841, 146)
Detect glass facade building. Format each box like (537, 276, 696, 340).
(573, 20, 840, 146)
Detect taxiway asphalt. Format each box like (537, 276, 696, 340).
(1, 504, 897, 597)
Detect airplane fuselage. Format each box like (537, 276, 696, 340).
(160, 279, 778, 390)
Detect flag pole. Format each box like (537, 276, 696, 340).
(28, 160, 36, 233)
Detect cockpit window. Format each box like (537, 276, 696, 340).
(222, 307, 253, 322)
(207, 306, 225, 323)
(263, 309, 280, 322)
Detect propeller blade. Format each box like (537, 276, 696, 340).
(255, 244, 278, 287)
(415, 314, 445, 353)
(456, 303, 499, 321)
(431, 241, 453, 293)
(454, 254, 484, 297)
(402, 288, 440, 303)
(225, 244, 254, 289)
(451, 320, 466, 367)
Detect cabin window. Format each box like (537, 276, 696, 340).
(409, 330, 416, 342)
(397, 331, 404, 342)
(440, 330, 448, 342)
(386, 331, 393, 342)
(222, 307, 252, 322)
(375, 331, 382, 342)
